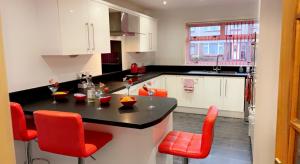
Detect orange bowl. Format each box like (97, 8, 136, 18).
(74, 93, 86, 101)
(99, 96, 112, 104)
(120, 96, 137, 107)
(53, 91, 68, 99)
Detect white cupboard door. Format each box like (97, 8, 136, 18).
(139, 16, 150, 52)
(222, 77, 245, 112)
(149, 76, 165, 89)
(197, 77, 206, 108)
(165, 75, 178, 99)
(149, 19, 157, 51)
(58, 0, 90, 55)
(177, 76, 203, 108)
(203, 77, 223, 109)
(89, 1, 110, 54)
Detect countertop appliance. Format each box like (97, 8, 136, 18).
(131, 63, 138, 74)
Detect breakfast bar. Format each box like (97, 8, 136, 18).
(22, 94, 177, 164)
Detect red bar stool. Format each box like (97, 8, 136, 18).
(138, 88, 168, 97)
(10, 102, 49, 164)
(34, 110, 113, 164)
(158, 106, 218, 164)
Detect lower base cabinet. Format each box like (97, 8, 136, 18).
(113, 75, 245, 113)
(164, 75, 245, 112)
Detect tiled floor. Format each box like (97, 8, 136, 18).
(173, 111, 252, 164)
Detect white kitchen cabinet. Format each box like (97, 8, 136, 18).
(112, 75, 245, 113)
(149, 19, 158, 51)
(203, 76, 245, 112)
(125, 16, 157, 52)
(37, 0, 110, 55)
(139, 16, 151, 52)
(165, 75, 179, 99)
(177, 76, 205, 108)
(89, 1, 111, 54)
(203, 77, 224, 109)
(147, 76, 166, 89)
(222, 77, 245, 112)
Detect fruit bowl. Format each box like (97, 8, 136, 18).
(120, 96, 137, 107)
(53, 91, 69, 99)
(74, 93, 86, 101)
(99, 96, 112, 104)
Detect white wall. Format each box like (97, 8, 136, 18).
(152, 2, 259, 65)
(0, 0, 153, 92)
(253, 0, 282, 163)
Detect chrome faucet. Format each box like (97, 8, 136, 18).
(213, 55, 223, 72)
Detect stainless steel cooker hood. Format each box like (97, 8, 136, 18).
(109, 11, 139, 36)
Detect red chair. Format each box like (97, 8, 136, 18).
(10, 102, 49, 164)
(158, 106, 218, 164)
(138, 88, 168, 97)
(34, 110, 113, 164)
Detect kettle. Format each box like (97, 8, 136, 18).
(130, 63, 138, 74)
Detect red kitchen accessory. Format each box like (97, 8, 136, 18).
(130, 63, 138, 74)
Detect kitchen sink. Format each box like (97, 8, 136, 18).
(188, 70, 239, 74)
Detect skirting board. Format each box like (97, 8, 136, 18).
(175, 106, 244, 119)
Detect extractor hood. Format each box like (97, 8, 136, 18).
(109, 11, 139, 36)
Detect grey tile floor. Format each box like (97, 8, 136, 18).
(173, 111, 252, 164)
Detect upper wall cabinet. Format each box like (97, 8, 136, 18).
(125, 16, 157, 52)
(37, 0, 110, 55)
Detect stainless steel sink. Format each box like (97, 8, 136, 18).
(188, 70, 218, 74)
(188, 70, 238, 74)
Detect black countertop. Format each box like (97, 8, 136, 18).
(106, 71, 248, 93)
(22, 94, 177, 129)
(9, 65, 250, 105)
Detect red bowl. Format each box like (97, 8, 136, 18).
(120, 97, 137, 107)
(53, 91, 69, 99)
(99, 96, 112, 104)
(74, 93, 86, 101)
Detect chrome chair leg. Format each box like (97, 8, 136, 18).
(24, 141, 32, 164)
(182, 157, 188, 164)
(78, 158, 85, 164)
(24, 140, 50, 164)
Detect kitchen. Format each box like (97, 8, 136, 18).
(0, 0, 285, 164)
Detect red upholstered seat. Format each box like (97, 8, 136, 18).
(10, 102, 37, 141)
(34, 110, 113, 158)
(138, 88, 168, 97)
(159, 106, 218, 159)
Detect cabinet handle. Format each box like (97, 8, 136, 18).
(225, 79, 227, 97)
(219, 79, 222, 97)
(91, 23, 95, 51)
(86, 23, 90, 51)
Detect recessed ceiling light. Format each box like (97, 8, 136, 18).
(163, 1, 167, 5)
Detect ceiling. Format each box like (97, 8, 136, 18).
(126, 0, 257, 11)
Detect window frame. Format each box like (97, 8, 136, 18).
(185, 20, 257, 66)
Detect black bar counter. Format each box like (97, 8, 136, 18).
(22, 94, 177, 129)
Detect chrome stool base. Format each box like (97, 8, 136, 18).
(24, 141, 50, 164)
(182, 157, 188, 164)
(78, 158, 85, 164)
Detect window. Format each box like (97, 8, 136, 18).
(186, 20, 258, 66)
